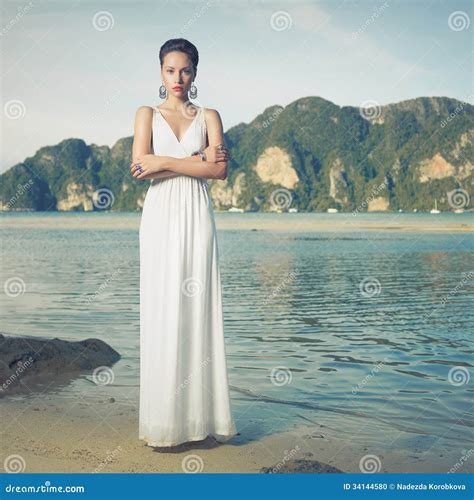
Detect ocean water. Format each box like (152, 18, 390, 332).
(1, 212, 473, 466)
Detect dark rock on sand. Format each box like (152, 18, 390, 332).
(260, 459, 344, 473)
(0, 333, 120, 396)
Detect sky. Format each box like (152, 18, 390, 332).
(1, 0, 472, 173)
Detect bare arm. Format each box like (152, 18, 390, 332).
(159, 109, 228, 180)
(131, 106, 180, 180)
(131, 107, 228, 181)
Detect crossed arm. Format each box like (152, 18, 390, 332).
(130, 106, 228, 181)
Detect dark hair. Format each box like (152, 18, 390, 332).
(159, 38, 199, 73)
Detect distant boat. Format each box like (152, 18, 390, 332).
(430, 199, 440, 214)
(327, 208, 338, 213)
(228, 206, 244, 213)
(288, 207, 298, 213)
(413, 208, 418, 213)
(454, 208, 464, 214)
(398, 209, 404, 213)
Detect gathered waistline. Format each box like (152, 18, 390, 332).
(150, 175, 209, 187)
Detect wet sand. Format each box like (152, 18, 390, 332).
(0, 212, 472, 232)
(1, 397, 457, 474)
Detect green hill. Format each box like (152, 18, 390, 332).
(1, 96, 472, 212)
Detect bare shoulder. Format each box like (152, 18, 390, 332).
(203, 107, 221, 119)
(135, 105, 154, 120)
(202, 108, 223, 127)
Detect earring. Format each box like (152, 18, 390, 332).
(159, 81, 167, 99)
(189, 81, 197, 99)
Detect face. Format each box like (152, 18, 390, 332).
(161, 51, 195, 97)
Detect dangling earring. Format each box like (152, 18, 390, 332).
(159, 81, 167, 99)
(189, 81, 197, 99)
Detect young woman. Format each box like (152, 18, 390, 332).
(130, 38, 237, 448)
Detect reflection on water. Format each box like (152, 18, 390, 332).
(1, 213, 472, 460)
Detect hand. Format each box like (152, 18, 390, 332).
(203, 143, 230, 163)
(130, 155, 163, 180)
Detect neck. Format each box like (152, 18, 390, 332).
(163, 94, 188, 110)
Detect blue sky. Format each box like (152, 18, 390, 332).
(1, 0, 472, 172)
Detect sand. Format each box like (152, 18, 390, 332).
(0, 212, 472, 233)
(1, 396, 456, 474)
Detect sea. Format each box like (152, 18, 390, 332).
(1, 212, 472, 467)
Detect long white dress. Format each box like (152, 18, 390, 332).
(139, 105, 237, 447)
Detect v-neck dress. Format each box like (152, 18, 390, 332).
(138, 105, 237, 447)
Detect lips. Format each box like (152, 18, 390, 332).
(173, 86, 183, 90)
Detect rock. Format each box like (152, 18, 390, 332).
(253, 146, 299, 189)
(56, 182, 96, 211)
(0, 332, 120, 396)
(260, 459, 344, 473)
(329, 158, 349, 206)
(368, 196, 390, 212)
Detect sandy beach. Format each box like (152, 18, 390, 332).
(1, 395, 457, 474)
(0, 212, 472, 233)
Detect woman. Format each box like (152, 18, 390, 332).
(130, 38, 237, 447)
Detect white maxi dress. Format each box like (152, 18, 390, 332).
(139, 105, 237, 447)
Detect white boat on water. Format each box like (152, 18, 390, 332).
(327, 208, 338, 213)
(228, 206, 244, 213)
(288, 207, 298, 213)
(430, 199, 440, 214)
(454, 208, 464, 214)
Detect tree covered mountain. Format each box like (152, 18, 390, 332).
(1, 96, 472, 212)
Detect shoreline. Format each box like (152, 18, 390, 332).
(1, 396, 462, 474)
(0, 212, 472, 232)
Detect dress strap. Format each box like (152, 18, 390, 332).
(201, 106, 206, 132)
